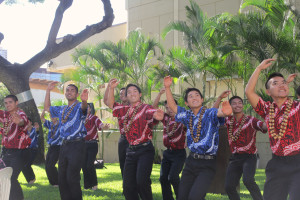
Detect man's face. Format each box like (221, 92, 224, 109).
(126, 86, 141, 104)
(266, 76, 289, 98)
(4, 98, 18, 112)
(65, 86, 78, 101)
(165, 104, 175, 117)
(120, 89, 128, 104)
(230, 98, 243, 114)
(185, 91, 203, 109)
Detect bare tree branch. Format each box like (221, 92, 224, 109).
(47, 0, 73, 45)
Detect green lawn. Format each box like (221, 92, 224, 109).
(19, 163, 265, 200)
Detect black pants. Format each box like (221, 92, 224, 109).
(45, 145, 60, 185)
(1, 148, 30, 200)
(225, 154, 262, 200)
(123, 142, 155, 200)
(263, 154, 300, 200)
(160, 148, 186, 200)
(118, 135, 129, 178)
(178, 154, 217, 200)
(58, 140, 85, 200)
(22, 148, 38, 183)
(82, 141, 98, 189)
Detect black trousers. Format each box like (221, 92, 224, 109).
(225, 154, 262, 200)
(118, 135, 129, 178)
(58, 140, 85, 200)
(82, 141, 98, 189)
(123, 142, 155, 200)
(263, 154, 300, 200)
(1, 148, 30, 200)
(22, 148, 38, 183)
(178, 154, 217, 200)
(160, 148, 186, 200)
(45, 145, 60, 185)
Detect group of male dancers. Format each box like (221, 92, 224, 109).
(0, 58, 299, 200)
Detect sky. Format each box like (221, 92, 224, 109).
(0, 0, 127, 63)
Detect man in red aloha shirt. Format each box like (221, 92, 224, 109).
(82, 103, 109, 190)
(105, 79, 164, 200)
(153, 88, 186, 200)
(0, 95, 31, 200)
(104, 86, 129, 178)
(245, 59, 300, 200)
(214, 92, 267, 200)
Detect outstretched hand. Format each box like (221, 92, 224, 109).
(108, 79, 120, 89)
(257, 59, 276, 70)
(286, 73, 297, 83)
(102, 124, 110, 130)
(153, 109, 164, 121)
(47, 81, 59, 91)
(80, 89, 89, 102)
(221, 101, 232, 116)
(219, 90, 231, 99)
(11, 112, 24, 125)
(164, 76, 173, 88)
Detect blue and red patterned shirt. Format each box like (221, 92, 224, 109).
(113, 102, 157, 145)
(175, 106, 225, 155)
(50, 101, 87, 140)
(84, 114, 103, 141)
(28, 127, 39, 149)
(225, 115, 266, 154)
(161, 114, 186, 150)
(255, 98, 300, 156)
(44, 120, 61, 146)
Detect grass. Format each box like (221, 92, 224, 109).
(19, 163, 266, 200)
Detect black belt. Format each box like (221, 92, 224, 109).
(62, 138, 84, 145)
(129, 141, 151, 150)
(190, 152, 216, 160)
(272, 153, 300, 161)
(85, 140, 98, 144)
(120, 134, 127, 139)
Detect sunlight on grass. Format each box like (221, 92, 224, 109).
(19, 164, 266, 200)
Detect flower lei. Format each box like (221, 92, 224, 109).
(61, 101, 79, 124)
(3, 115, 13, 136)
(189, 107, 206, 143)
(228, 115, 247, 142)
(123, 102, 143, 133)
(269, 99, 293, 140)
(166, 116, 178, 137)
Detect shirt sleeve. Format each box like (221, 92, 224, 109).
(0, 110, 4, 122)
(254, 97, 267, 119)
(175, 106, 189, 126)
(252, 117, 267, 133)
(94, 116, 104, 131)
(145, 105, 157, 120)
(50, 106, 62, 118)
(112, 102, 123, 118)
(19, 111, 29, 131)
(208, 108, 225, 126)
(43, 120, 51, 129)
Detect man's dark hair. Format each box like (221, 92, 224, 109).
(4, 95, 18, 102)
(265, 72, 284, 89)
(164, 99, 178, 105)
(125, 84, 141, 96)
(229, 96, 243, 104)
(184, 88, 203, 102)
(296, 86, 300, 97)
(88, 103, 95, 115)
(120, 87, 126, 92)
(67, 84, 79, 93)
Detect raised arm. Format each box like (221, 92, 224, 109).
(80, 89, 89, 114)
(245, 59, 275, 109)
(105, 79, 119, 109)
(44, 82, 59, 112)
(103, 83, 110, 106)
(213, 90, 231, 108)
(152, 88, 165, 108)
(286, 73, 297, 84)
(40, 110, 46, 123)
(164, 76, 177, 114)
